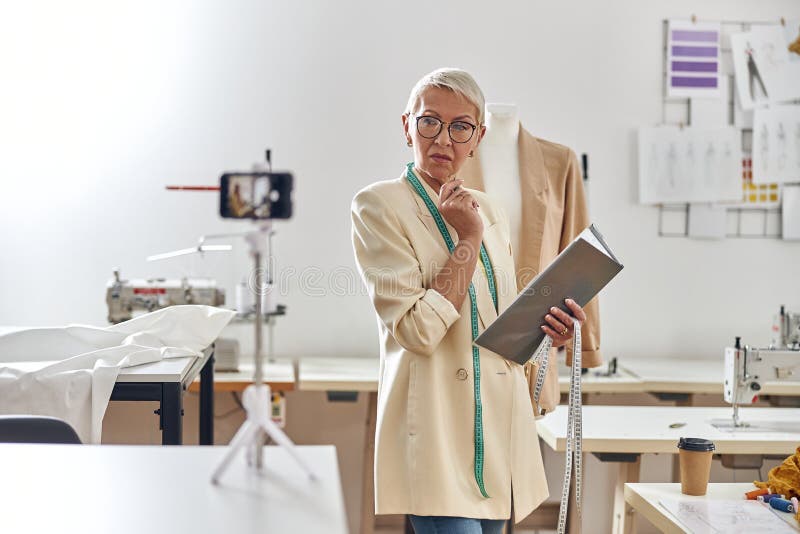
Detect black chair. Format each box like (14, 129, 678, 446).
(0, 415, 82, 444)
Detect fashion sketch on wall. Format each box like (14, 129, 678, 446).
(639, 126, 742, 204)
(731, 26, 800, 110)
(752, 104, 800, 184)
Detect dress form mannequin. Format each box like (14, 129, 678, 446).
(479, 103, 522, 252)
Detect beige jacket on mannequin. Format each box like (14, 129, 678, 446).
(352, 169, 549, 522)
(459, 125, 603, 415)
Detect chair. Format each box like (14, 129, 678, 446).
(0, 415, 82, 444)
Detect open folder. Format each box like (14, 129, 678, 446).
(474, 224, 623, 365)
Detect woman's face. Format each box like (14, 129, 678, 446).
(403, 86, 485, 187)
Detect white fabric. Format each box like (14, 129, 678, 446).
(0, 305, 235, 443)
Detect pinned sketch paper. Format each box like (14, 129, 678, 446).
(752, 25, 800, 101)
(688, 204, 727, 239)
(752, 104, 800, 184)
(667, 20, 721, 98)
(659, 498, 797, 534)
(638, 126, 742, 204)
(731, 28, 800, 110)
(783, 184, 800, 240)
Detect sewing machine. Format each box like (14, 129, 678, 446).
(724, 336, 800, 427)
(106, 269, 226, 324)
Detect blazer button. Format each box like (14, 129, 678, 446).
(456, 368, 468, 380)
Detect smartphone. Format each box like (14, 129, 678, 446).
(219, 172, 293, 219)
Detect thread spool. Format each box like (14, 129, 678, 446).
(261, 283, 276, 315)
(757, 493, 783, 503)
(235, 279, 254, 314)
(769, 497, 794, 513)
(745, 487, 768, 500)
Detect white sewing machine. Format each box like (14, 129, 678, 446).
(106, 269, 225, 324)
(724, 335, 800, 427)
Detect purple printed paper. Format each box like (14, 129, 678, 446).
(667, 20, 721, 99)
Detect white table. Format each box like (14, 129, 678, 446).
(296, 355, 647, 394)
(537, 405, 800, 534)
(199, 359, 296, 393)
(109, 346, 216, 445)
(299, 356, 379, 392)
(293, 356, 799, 534)
(621, 357, 800, 397)
(625, 483, 800, 533)
(0, 443, 348, 534)
(557, 361, 644, 394)
(0, 343, 217, 445)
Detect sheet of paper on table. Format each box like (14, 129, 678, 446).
(659, 498, 797, 534)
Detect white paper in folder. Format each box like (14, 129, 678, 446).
(0, 305, 234, 443)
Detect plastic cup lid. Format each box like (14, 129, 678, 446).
(677, 437, 715, 452)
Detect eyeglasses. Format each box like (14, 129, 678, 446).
(414, 115, 477, 144)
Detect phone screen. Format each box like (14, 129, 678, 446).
(219, 172, 292, 219)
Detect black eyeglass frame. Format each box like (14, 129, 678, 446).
(414, 115, 478, 144)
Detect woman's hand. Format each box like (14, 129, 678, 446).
(438, 179, 483, 241)
(540, 299, 587, 348)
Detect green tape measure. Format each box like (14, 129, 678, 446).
(405, 163, 495, 498)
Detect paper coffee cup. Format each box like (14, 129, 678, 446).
(677, 437, 715, 496)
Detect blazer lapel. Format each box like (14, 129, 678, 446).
(462, 125, 550, 289)
(516, 126, 549, 288)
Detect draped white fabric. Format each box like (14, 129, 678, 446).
(0, 305, 235, 443)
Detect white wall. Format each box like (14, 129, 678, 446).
(1, 0, 799, 360)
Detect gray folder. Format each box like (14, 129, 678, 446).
(474, 224, 623, 365)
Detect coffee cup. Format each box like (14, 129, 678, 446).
(677, 437, 715, 496)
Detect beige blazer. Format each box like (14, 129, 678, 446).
(351, 169, 548, 523)
(460, 127, 603, 414)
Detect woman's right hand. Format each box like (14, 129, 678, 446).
(438, 179, 483, 241)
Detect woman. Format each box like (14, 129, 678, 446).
(351, 68, 586, 533)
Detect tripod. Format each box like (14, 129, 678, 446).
(211, 221, 316, 483)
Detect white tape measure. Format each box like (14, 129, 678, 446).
(531, 316, 582, 534)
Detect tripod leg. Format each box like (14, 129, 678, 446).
(263, 418, 317, 479)
(211, 422, 257, 484)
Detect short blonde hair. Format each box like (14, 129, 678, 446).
(404, 68, 485, 124)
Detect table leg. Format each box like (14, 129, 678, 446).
(161, 382, 183, 445)
(611, 456, 641, 534)
(360, 391, 378, 534)
(199, 353, 215, 445)
(670, 394, 693, 481)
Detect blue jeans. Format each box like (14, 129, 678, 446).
(408, 515, 507, 534)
